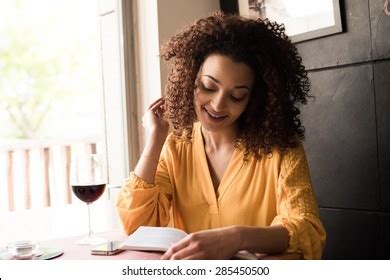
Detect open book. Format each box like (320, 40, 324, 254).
(123, 226, 187, 252)
(122, 226, 258, 259)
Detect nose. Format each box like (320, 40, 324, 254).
(211, 91, 227, 111)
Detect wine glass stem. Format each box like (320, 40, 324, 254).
(87, 203, 93, 239)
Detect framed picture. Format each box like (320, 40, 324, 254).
(221, 0, 343, 43)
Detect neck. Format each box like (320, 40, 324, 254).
(201, 125, 237, 151)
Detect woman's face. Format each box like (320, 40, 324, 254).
(194, 54, 254, 133)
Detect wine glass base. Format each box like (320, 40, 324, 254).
(75, 236, 106, 246)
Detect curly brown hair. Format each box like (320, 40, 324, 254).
(161, 11, 310, 158)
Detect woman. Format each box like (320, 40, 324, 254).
(116, 12, 326, 260)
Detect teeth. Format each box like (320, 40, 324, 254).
(206, 109, 226, 118)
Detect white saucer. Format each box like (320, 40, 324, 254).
(0, 247, 63, 260)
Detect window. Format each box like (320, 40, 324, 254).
(0, 0, 131, 242)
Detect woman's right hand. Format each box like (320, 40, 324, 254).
(134, 98, 169, 183)
(142, 97, 169, 139)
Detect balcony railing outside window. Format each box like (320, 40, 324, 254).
(0, 139, 100, 212)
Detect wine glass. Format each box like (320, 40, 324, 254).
(70, 154, 107, 245)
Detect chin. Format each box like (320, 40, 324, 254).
(198, 116, 238, 133)
(199, 121, 221, 132)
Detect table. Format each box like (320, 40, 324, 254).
(40, 231, 162, 260)
(6, 231, 302, 260)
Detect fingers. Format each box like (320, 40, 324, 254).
(169, 247, 202, 260)
(161, 239, 188, 260)
(182, 253, 204, 260)
(161, 235, 206, 260)
(148, 98, 165, 119)
(148, 97, 164, 110)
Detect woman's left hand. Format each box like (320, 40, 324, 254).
(161, 227, 241, 260)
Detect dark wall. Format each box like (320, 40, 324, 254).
(220, 0, 390, 259)
(296, 0, 390, 259)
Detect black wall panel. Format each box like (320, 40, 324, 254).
(382, 215, 390, 259)
(369, 0, 390, 60)
(302, 65, 379, 210)
(319, 208, 380, 259)
(374, 61, 390, 212)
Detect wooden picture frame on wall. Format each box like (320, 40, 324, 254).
(220, 0, 343, 43)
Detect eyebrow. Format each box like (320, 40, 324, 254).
(202, 75, 250, 90)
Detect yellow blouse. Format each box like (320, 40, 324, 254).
(116, 122, 326, 259)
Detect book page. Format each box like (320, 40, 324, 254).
(124, 226, 188, 252)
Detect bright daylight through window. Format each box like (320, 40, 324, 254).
(0, 0, 115, 242)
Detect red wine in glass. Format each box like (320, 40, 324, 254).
(71, 184, 106, 203)
(70, 154, 107, 245)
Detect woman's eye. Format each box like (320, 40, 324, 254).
(230, 95, 245, 102)
(199, 83, 216, 92)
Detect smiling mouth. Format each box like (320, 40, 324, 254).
(203, 107, 228, 121)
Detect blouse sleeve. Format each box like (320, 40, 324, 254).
(270, 142, 326, 259)
(115, 141, 173, 235)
